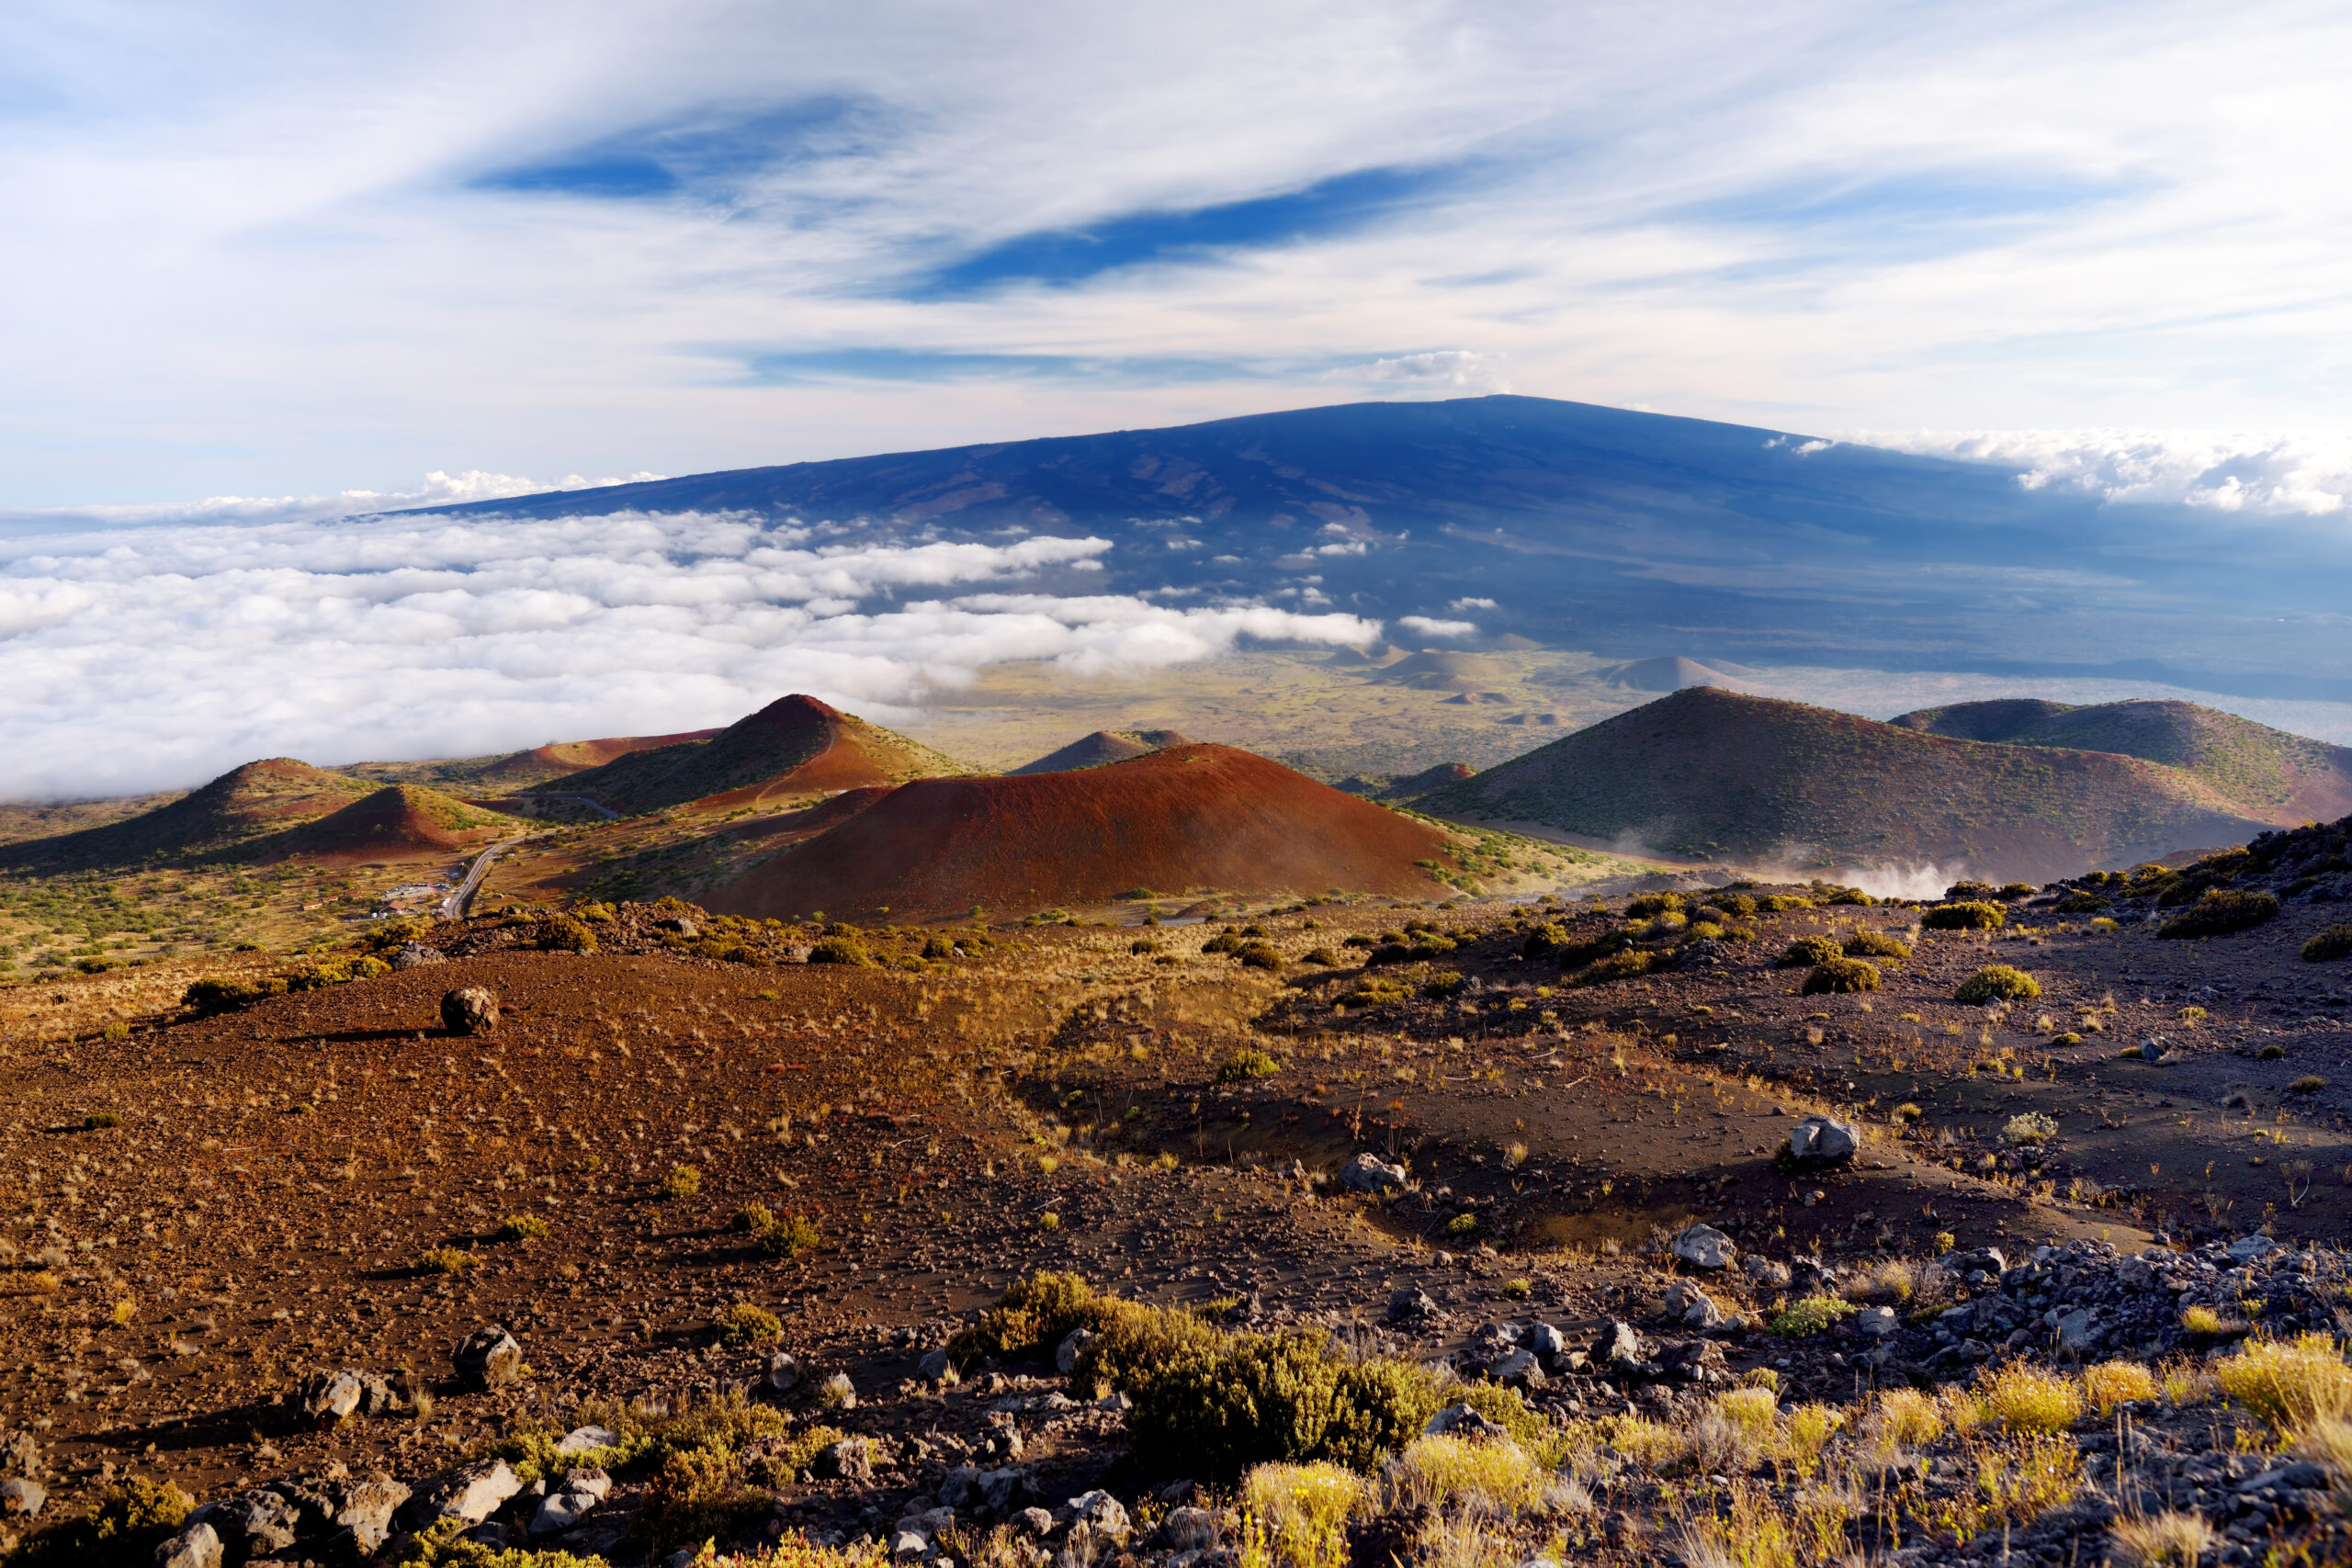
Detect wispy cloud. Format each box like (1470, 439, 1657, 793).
(7, 1, 2349, 502)
(0, 508, 1376, 799)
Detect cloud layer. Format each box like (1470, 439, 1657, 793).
(1841, 430, 2352, 519)
(0, 509, 1376, 799)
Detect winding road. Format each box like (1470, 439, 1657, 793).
(437, 833, 537, 920)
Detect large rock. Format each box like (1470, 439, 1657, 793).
(1054, 1328, 1094, 1375)
(558, 1425, 621, 1454)
(813, 1438, 873, 1482)
(978, 1468, 1032, 1514)
(155, 1521, 222, 1568)
(1592, 1320, 1654, 1372)
(0, 1431, 40, 1477)
(1064, 1491, 1131, 1540)
(390, 944, 445, 970)
(2227, 1234, 2279, 1265)
(528, 1469, 610, 1539)
(1424, 1404, 1511, 1441)
(1487, 1348, 1545, 1389)
(1159, 1506, 1223, 1552)
(765, 1352, 803, 1393)
(1662, 1280, 1725, 1330)
(209, 1491, 299, 1556)
(1525, 1322, 1568, 1360)
(328, 1473, 412, 1559)
(1386, 1287, 1439, 1324)
(1783, 1116, 1860, 1167)
(1339, 1152, 1408, 1193)
(453, 1325, 523, 1390)
(417, 1460, 523, 1527)
(0, 1478, 42, 1518)
(1851, 1306, 1900, 1339)
(1740, 1255, 1792, 1289)
(440, 987, 500, 1035)
(300, 1369, 364, 1425)
(1670, 1224, 1736, 1271)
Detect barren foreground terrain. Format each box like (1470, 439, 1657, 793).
(2, 828, 2350, 1567)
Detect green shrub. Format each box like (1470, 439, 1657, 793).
(1760, 894, 1814, 911)
(180, 976, 273, 1013)
(9, 1475, 192, 1568)
(1843, 929, 1911, 959)
(1922, 901, 2006, 931)
(83, 1111, 122, 1130)
(535, 915, 597, 953)
(1236, 942, 1284, 969)
(1420, 971, 1465, 998)
(807, 936, 870, 964)
(576, 902, 616, 924)
(1218, 1047, 1280, 1083)
(1802, 958, 1880, 995)
(1201, 931, 1243, 954)
(1823, 886, 1877, 906)
(730, 1202, 775, 1234)
(1521, 922, 1569, 959)
(495, 1214, 550, 1242)
(1771, 1296, 1857, 1337)
(1125, 1329, 1448, 1478)
(2301, 925, 2352, 963)
(757, 1214, 821, 1258)
(1566, 947, 1657, 987)
(1624, 892, 1685, 918)
(347, 954, 390, 980)
(1129, 937, 1161, 955)
(948, 1270, 1106, 1364)
(1777, 935, 1843, 968)
(2054, 892, 2112, 914)
(660, 1165, 701, 1200)
(1302, 946, 1339, 965)
(1956, 964, 2041, 1003)
(2159, 888, 2279, 940)
(715, 1302, 783, 1348)
(1716, 893, 1758, 917)
(419, 1246, 474, 1275)
(1946, 880, 1997, 901)
(363, 916, 433, 952)
(283, 959, 351, 991)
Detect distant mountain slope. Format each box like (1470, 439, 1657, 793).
(701, 744, 1453, 919)
(1889, 698, 2352, 823)
(1416, 687, 2267, 881)
(535, 694, 973, 815)
(1011, 728, 1193, 774)
(0, 759, 376, 870)
(1598, 656, 1746, 692)
(395, 395, 2352, 704)
(256, 785, 520, 863)
(346, 728, 728, 793)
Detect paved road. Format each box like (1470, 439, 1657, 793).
(437, 834, 537, 920)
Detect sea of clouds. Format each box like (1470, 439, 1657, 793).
(0, 503, 1377, 801)
(1844, 430, 2352, 518)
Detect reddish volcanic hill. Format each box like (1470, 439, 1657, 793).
(1011, 728, 1193, 775)
(531, 694, 972, 816)
(0, 758, 376, 870)
(474, 728, 726, 789)
(703, 744, 1455, 919)
(257, 785, 522, 863)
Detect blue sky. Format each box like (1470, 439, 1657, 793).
(2, 0, 2349, 507)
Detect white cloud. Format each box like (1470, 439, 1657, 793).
(1397, 615, 1477, 638)
(0, 508, 1377, 800)
(1449, 595, 1497, 610)
(1340, 351, 1514, 395)
(0, 471, 664, 530)
(1845, 429, 2352, 518)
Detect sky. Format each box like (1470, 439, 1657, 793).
(4, 0, 2351, 798)
(5, 0, 2350, 508)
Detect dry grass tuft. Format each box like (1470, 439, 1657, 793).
(2082, 1359, 2160, 1415)
(2215, 1333, 2352, 1434)
(2107, 1509, 2215, 1567)
(1979, 1361, 2083, 1435)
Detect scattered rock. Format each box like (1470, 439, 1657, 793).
(917, 1348, 957, 1382)
(155, 1520, 222, 1568)
(440, 987, 500, 1036)
(1159, 1506, 1223, 1551)
(1525, 1322, 1568, 1359)
(1054, 1328, 1094, 1376)
(766, 1353, 803, 1393)
(210, 1489, 299, 1555)
(557, 1425, 621, 1454)
(0, 1478, 41, 1518)
(1065, 1490, 1131, 1540)
(528, 1468, 610, 1540)
(814, 1438, 873, 1482)
(0, 1431, 40, 1477)
(2228, 1234, 2279, 1265)
(1740, 1255, 1792, 1289)
(1339, 1152, 1408, 1193)
(1592, 1320, 1654, 1373)
(453, 1325, 523, 1391)
(1852, 1306, 1900, 1338)
(1783, 1115, 1860, 1167)
(818, 1371, 857, 1409)
(417, 1459, 523, 1527)
(1016, 1508, 1057, 1538)
(1386, 1287, 1439, 1324)
(1670, 1224, 1736, 1271)
(390, 944, 445, 970)
(1662, 1280, 1725, 1329)
(978, 1467, 1032, 1514)
(299, 1368, 364, 1425)
(1487, 1348, 1546, 1389)
(1424, 1404, 1511, 1441)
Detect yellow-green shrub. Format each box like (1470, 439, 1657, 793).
(1389, 1433, 1544, 1514)
(1980, 1361, 2084, 1435)
(2082, 1360, 2160, 1415)
(2216, 1334, 2352, 1433)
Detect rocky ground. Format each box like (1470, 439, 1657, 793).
(0, 818, 2347, 1566)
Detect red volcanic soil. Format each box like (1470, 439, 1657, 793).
(703, 743, 1453, 919)
(256, 784, 515, 863)
(0, 757, 375, 869)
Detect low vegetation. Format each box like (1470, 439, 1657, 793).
(1956, 964, 2041, 1003)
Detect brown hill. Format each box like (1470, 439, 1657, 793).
(471, 728, 727, 789)
(1011, 728, 1194, 775)
(531, 694, 973, 815)
(254, 785, 522, 863)
(1889, 698, 2352, 824)
(0, 758, 376, 870)
(1372, 650, 1508, 691)
(702, 743, 1454, 919)
(1418, 686, 2268, 882)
